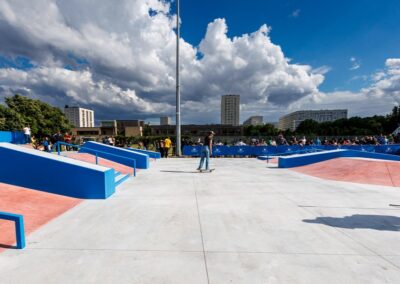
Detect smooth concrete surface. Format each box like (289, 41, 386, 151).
(1, 158, 400, 283)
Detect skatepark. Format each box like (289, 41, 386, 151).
(1, 143, 400, 283)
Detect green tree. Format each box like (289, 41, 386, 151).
(296, 119, 319, 135)
(0, 94, 72, 136)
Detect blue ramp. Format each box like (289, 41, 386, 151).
(0, 143, 115, 199)
(127, 148, 161, 159)
(81, 141, 149, 169)
(278, 149, 400, 168)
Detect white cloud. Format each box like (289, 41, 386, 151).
(350, 57, 361, 70)
(0, 1, 325, 122)
(312, 65, 332, 75)
(291, 9, 301, 18)
(0, 67, 173, 116)
(291, 58, 400, 119)
(0, 0, 398, 124)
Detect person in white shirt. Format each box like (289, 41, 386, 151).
(23, 125, 31, 144)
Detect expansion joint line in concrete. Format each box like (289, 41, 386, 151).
(385, 162, 396, 187)
(193, 178, 210, 284)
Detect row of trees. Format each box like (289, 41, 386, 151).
(2, 94, 399, 139)
(243, 107, 400, 137)
(0, 95, 71, 137)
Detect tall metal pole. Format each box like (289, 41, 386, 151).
(175, 0, 182, 156)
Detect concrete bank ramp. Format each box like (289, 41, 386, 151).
(0, 143, 115, 199)
(292, 157, 400, 187)
(278, 149, 400, 168)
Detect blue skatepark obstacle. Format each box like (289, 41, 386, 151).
(80, 141, 150, 169)
(0, 143, 116, 199)
(0, 211, 25, 249)
(127, 148, 161, 159)
(183, 145, 400, 157)
(278, 149, 400, 168)
(0, 131, 25, 144)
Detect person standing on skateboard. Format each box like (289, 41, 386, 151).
(197, 131, 215, 171)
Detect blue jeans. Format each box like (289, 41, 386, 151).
(198, 146, 210, 170)
(24, 134, 30, 144)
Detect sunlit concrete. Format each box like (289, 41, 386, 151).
(1, 158, 399, 283)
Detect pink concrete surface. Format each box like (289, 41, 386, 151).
(0, 183, 81, 252)
(65, 153, 135, 176)
(292, 158, 400, 187)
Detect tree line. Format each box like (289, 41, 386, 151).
(243, 107, 400, 137)
(0, 95, 71, 137)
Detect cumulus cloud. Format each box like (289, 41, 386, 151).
(362, 58, 400, 104)
(0, 0, 326, 123)
(291, 58, 400, 119)
(0, 67, 173, 118)
(0, 0, 397, 124)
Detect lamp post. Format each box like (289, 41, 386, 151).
(175, 0, 182, 156)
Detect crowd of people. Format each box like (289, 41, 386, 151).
(23, 125, 76, 152)
(31, 132, 74, 152)
(187, 133, 398, 147)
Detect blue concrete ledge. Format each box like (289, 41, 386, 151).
(278, 149, 400, 168)
(0, 143, 115, 199)
(127, 148, 161, 159)
(81, 141, 149, 169)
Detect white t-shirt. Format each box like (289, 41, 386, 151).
(23, 127, 31, 135)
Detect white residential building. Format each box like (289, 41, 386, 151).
(160, 116, 171, 125)
(243, 116, 263, 126)
(278, 109, 348, 131)
(64, 106, 95, 127)
(221, 94, 240, 126)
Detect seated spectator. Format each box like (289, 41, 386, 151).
(64, 132, 72, 151)
(42, 137, 52, 152)
(276, 134, 288, 145)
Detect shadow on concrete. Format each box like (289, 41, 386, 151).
(303, 214, 400, 231)
(0, 243, 17, 249)
(160, 170, 199, 174)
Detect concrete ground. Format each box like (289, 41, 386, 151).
(1, 158, 400, 284)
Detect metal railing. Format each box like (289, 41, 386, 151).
(55, 141, 137, 177)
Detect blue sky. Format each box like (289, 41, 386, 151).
(178, 0, 400, 92)
(0, 0, 399, 123)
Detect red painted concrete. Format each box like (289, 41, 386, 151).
(292, 158, 400, 187)
(65, 153, 135, 175)
(0, 183, 81, 252)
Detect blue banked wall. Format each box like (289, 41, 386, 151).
(80, 141, 149, 169)
(278, 149, 400, 168)
(127, 148, 161, 159)
(0, 131, 25, 144)
(0, 143, 115, 199)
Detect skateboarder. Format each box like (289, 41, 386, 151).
(197, 131, 215, 172)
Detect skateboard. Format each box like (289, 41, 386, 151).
(198, 168, 215, 173)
